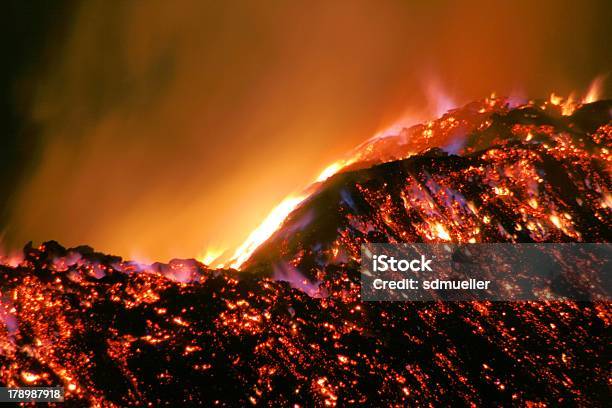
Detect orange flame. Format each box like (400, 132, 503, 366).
(197, 248, 224, 268)
(546, 76, 605, 116)
(583, 75, 605, 103)
(549, 93, 563, 106)
(316, 157, 357, 182)
(228, 194, 308, 269)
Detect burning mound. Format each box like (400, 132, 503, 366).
(244, 99, 612, 280)
(0, 98, 610, 406)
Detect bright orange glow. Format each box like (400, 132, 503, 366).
(229, 194, 307, 269)
(316, 158, 357, 182)
(549, 93, 562, 105)
(21, 372, 40, 383)
(561, 93, 576, 116)
(546, 76, 605, 116)
(317, 162, 345, 183)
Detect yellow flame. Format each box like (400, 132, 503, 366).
(561, 92, 576, 116)
(227, 157, 360, 269)
(549, 93, 563, 105)
(583, 76, 604, 103)
(550, 92, 579, 116)
(197, 248, 224, 267)
(549, 214, 562, 229)
(316, 157, 357, 182)
(317, 162, 345, 182)
(548, 77, 604, 115)
(229, 194, 307, 269)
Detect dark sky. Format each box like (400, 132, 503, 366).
(1, 0, 611, 261)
